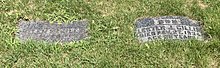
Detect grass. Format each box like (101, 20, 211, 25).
(0, 0, 220, 67)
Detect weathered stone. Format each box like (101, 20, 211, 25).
(135, 16, 204, 42)
(17, 20, 88, 42)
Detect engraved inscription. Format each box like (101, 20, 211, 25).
(17, 20, 88, 42)
(135, 16, 204, 42)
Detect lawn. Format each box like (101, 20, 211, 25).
(0, 0, 220, 67)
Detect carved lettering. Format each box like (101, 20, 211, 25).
(136, 16, 204, 41)
(17, 20, 88, 42)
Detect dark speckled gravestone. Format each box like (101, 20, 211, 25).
(17, 20, 88, 42)
(135, 16, 204, 42)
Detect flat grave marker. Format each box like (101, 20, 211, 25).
(17, 20, 88, 42)
(135, 16, 204, 42)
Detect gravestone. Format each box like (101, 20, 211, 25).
(17, 20, 88, 42)
(135, 16, 204, 42)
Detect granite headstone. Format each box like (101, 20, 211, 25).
(17, 20, 88, 42)
(135, 16, 204, 42)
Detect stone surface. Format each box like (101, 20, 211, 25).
(17, 20, 88, 42)
(135, 16, 204, 42)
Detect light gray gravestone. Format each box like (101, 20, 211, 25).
(135, 16, 204, 42)
(17, 20, 88, 42)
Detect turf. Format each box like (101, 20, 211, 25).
(0, 0, 220, 67)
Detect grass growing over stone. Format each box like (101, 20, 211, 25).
(0, 0, 220, 67)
